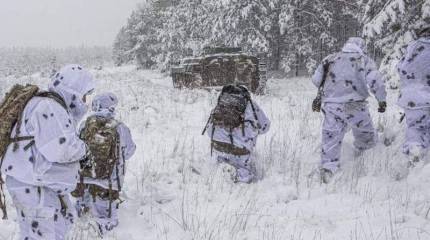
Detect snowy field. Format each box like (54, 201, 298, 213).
(1, 66, 430, 240)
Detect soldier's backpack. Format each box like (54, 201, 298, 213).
(212, 85, 251, 129)
(0, 84, 67, 220)
(80, 116, 120, 180)
(202, 85, 259, 156)
(73, 116, 121, 217)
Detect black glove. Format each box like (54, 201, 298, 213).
(378, 101, 387, 113)
(79, 156, 91, 169)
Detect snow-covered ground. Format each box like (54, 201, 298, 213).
(1, 66, 430, 240)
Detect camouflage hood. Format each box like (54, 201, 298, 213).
(342, 37, 367, 55)
(48, 64, 95, 122)
(91, 92, 118, 118)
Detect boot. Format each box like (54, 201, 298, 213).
(221, 164, 237, 182)
(407, 146, 423, 169)
(407, 156, 420, 169)
(320, 168, 334, 184)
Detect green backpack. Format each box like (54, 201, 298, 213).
(73, 116, 121, 218)
(0, 84, 67, 220)
(80, 116, 120, 180)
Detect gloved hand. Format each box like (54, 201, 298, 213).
(79, 156, 91, 169)
(79, 150, 93, 169)
(378, 101, 387, 113)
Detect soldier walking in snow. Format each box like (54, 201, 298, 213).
(203, 85, 270, 183)
(0, 64, 95, 239)
(72, 93, 136, 235)
(312, 37, 387, 183)
(397, 25, 430, 169)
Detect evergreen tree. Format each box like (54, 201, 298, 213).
(363, 0, 430, 88)
(113, 0, 362, 75)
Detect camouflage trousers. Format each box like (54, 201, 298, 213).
(6, 177, 75, 240)
(75, 187, 119, 234)
(403, 108, 430, 157)
(321, 102, 377, 172)
(214, 150, 255, 183)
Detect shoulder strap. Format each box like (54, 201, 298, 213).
(36, 91, 68, 110)
(318, 60, 331, 90)
(202, 111, 214, 135)
(247, 98, 259, 125)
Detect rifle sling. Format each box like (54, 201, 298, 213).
(36, 91, 68, 110)
(10, 136, 34, 142)
(318, 60, 331, 94)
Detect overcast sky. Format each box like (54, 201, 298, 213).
(0, 0, 142, 48)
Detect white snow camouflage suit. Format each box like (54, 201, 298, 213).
(312, 37, 387, 173)
(206, 100, 270, 183)
(75, 93, 136, 234)
(1, 64, 95, 240)
(397, 36, 430, 159)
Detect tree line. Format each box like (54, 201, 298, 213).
(113, 0, 430, 87)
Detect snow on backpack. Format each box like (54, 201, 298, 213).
(0, 84, 67, 219)
(72, 116, 121, 217)
(80, 116, 120, 181)
(202, 85, 259, 156)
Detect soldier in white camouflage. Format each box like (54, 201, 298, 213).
(1, 64, 94, 240)
(74, 93, 136, 235)
(204, 85, 270, 183)
(397, 24, 430, 168)
(312, 37, 387, 183)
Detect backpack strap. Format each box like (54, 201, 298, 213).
(114, 129, 122, 193)
(317, 59, 332, 96)
(229, 127, 234, 145)
(247, 99, 260, 128)
(10, 136, 34, 142)
(201, 113, 213, 135)
(13, 106, 34, 152)
(107, 123, 121, 220)
(108, 180, 113, 218)
(36, 91, 68, 111)
(210, 125, 215, 156)
(0, 174, 6, 219)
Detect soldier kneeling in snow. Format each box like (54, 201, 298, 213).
(397, 24, 430, 169)
(0, 64, 95, 240)
(203, 85, 270, 183)
(72, 93, 136, 235)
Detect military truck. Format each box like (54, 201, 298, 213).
(171, 47, 267, 94)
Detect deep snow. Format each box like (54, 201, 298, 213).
(0, 66, 430, 240)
